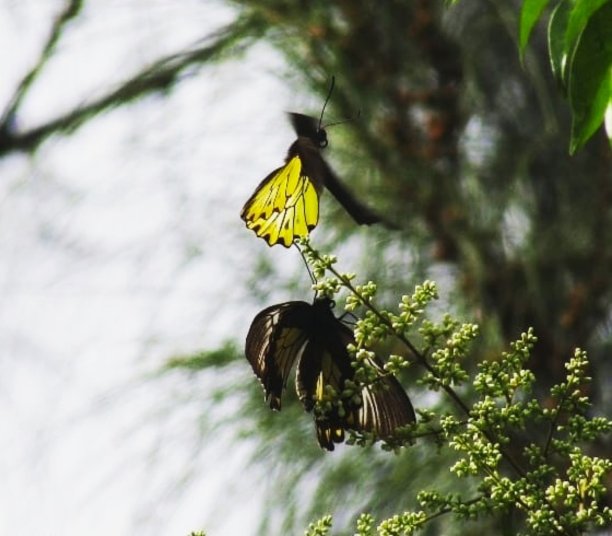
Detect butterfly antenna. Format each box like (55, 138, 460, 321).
(324, 109, 361, 129)
(318, 76, 335, 131)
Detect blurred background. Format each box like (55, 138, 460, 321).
(1, 1, 610, 535)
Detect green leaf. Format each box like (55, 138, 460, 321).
(519, 0, 551, 57)
(548, 0, 573, 87)
(568, 1, 612, 153)
(565, 0, 609, 58)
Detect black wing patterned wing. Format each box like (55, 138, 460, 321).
(295, 306, 359, 450)
(296, 298, 415, 450)
(323, 164, 394, 227)
(288, 113, 327, 147)
(359, 361, 416, 438)
(245, 301, 313, 410)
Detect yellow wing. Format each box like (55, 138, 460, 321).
(241, 156, 319, 247)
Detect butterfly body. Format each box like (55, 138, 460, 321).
(245, 297, 415, 450)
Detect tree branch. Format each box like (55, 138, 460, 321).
(0, 12, 265, 157)
(0, 0, 84, 127)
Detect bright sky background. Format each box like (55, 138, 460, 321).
(0, 1, 327, 534)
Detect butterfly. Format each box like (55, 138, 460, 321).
(240, 80, 391, 247)
(245, 296, 416, 450)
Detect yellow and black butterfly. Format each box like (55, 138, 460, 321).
(240, 80, 390, 247)
(245, 296, 416, 450)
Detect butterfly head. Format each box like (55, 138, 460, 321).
(312, 295, 335, 310)
(288, 113, 328, 149)
(315, 127, 328, 149)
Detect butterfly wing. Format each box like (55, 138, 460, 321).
(323, 165, 398, 228)
(295, 305, 358, 450)
(288, 113, 328, 148)
(296, 298, 415, 450)
(241, 155, 319, 247)
(245, 301, 313, 409)
(359, 360, 416, 438)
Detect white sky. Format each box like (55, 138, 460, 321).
(0, 1, 325, 534)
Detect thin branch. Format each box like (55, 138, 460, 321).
(542, 380, 571, 459)
(422, 495, 485, 525)
(0, 12, 265, 157)
(0, 0, 84, 126)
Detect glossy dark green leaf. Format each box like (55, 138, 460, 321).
(565, 0, 608, 57)
(568, 1, 612, 153)
(547, 0, 573, 88)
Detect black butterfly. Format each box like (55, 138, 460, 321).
(245, 296, 416, 450)
(240, 80, 391, 247)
